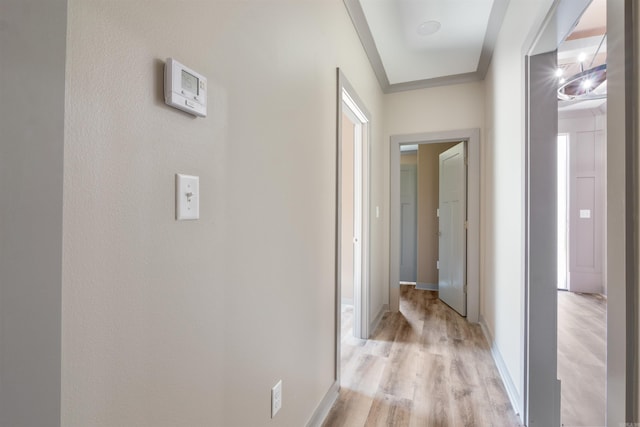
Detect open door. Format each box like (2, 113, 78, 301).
(337, 71, 370, 342)
(438, 142, 466, 316)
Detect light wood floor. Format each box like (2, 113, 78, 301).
(558, 290, 606, 427)
(323, 285, 522, 427)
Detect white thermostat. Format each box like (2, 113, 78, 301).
(164, 58, 207, 117)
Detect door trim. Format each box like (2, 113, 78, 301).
(524, 49, 561, 427)
(389, 128, 480, 323)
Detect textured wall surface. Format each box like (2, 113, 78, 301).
(62, 1, 384, 426)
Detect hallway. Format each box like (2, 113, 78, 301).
(324, 285, 522, 427)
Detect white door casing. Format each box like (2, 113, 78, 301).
(438, 142, 466, 316)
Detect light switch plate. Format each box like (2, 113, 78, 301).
(176, 174, 199, 220)
(271, 380, 282, 418)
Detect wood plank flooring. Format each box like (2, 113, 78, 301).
(323, 285, 522, 427)
(557, 290, 606, 427)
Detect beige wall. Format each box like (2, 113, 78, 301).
(400, 152, 417, 165)
(483, 0, 555, 413)
(385, 81, 486, 136)
(341, 113, 355, 303)
(62, 1, 384, 426)
(384, 83, 485, 290)
(416, 142, 458, 285)
(384, 81, 485, 309)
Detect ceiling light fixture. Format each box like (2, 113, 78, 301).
(557, 63, 606, 101)
(555, 68, 564, 78)
(578, 52, 587, 62)
(417, 20, 441, 36)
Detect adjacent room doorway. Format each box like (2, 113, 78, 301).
(335, 70, 371, 396)
(524, 1, 632, 425)
(555, 2, 608, 424)
(389, 129, 480, 322)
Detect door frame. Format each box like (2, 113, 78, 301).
(335, 69, 371, 384)
(389, 129, 480, 323)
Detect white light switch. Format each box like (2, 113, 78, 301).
(176, 174, 199, 220)
(579, 209, 591, 219)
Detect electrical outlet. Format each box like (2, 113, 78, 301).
(271, 380, 282, 418)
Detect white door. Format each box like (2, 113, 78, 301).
(341, 88, 369, 340)
(400, 164, 417, 282)
(438, 142, 466, 316)
(568, 130, 605, 294)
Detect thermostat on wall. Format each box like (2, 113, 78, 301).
(164, 58, 207, 117)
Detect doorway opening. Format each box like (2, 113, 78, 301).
(389, 129, 480, 323)
(399, 142, 467, 315)
(525, 0, 633, 425)
(335, 69, 371, 389)
(555, 2, 608, 423)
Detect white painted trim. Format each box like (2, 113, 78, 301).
(389, 129, 481, 324)
(305, 381, 339, 427)
(342, 89, 368, 124)
(415, 282, 438, 291)
(479, 315, 523, 423)
(369, 303, 388, 335)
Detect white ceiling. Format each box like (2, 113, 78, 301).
(344, 0, 510, 93)
(344, 0, 607, 103)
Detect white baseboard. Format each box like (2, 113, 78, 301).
(416, 282, 438, 291)
(369, 304, 389, 336)
(479, 315, 523, 424)
(305, 381, 339, 427)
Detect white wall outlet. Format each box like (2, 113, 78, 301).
(271, 380, 282, 418)
(175, 174, 199, 220)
